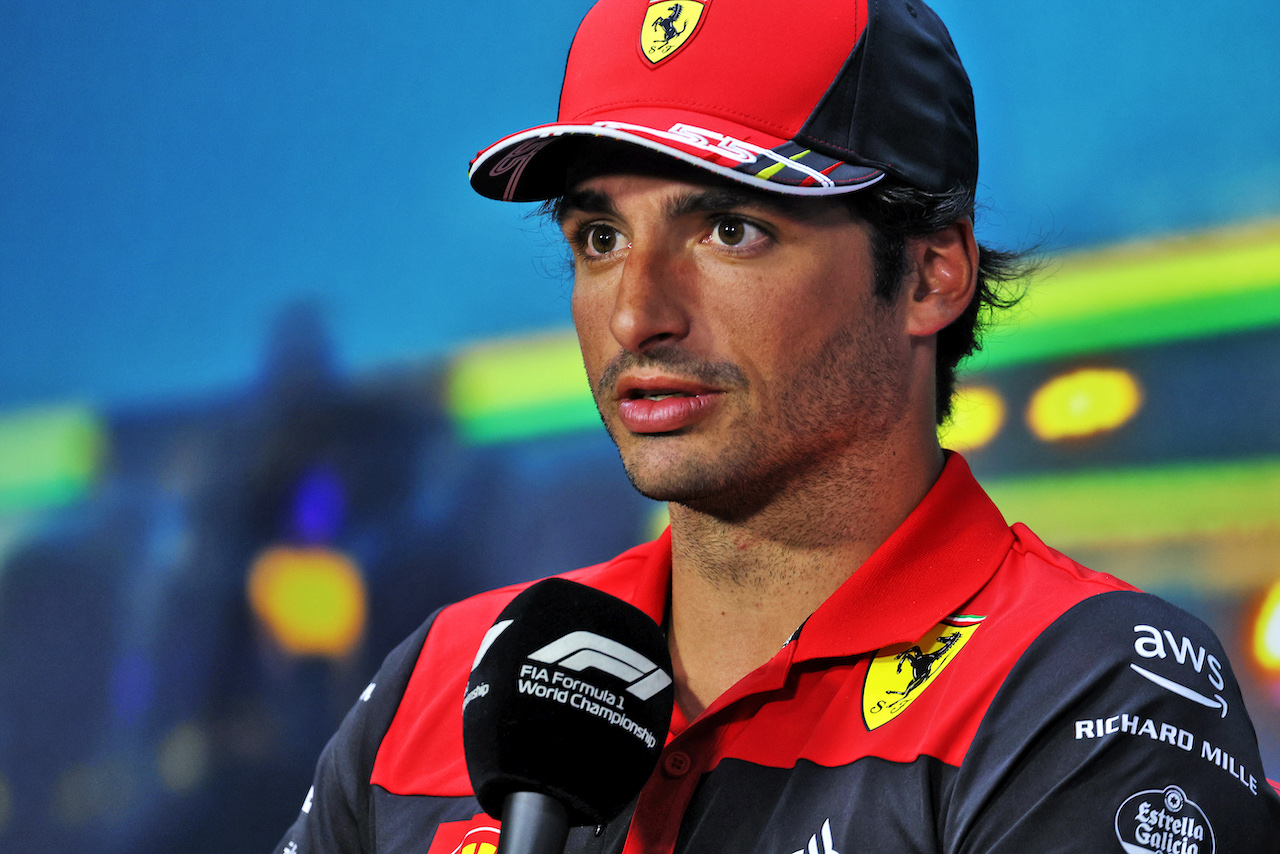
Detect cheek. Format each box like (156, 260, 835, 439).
(571, 285, 613, 385)
(712, 266, 850, 356)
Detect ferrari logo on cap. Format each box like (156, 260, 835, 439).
(641, 1, 707, 65)
(862, 615, 984, 731)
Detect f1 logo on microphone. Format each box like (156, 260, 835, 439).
(529, 631, 672, 701)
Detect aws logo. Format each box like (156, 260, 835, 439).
(862, 616, 984, 730)
(1131, 624, 1229, 718)
(640, 0, 708, 64)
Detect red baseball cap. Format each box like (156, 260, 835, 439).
(469, 0, 977, 202)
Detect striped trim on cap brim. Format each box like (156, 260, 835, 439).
(470, 121, 884, 202)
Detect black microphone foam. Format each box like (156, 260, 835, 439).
(463, 577, 675, 826)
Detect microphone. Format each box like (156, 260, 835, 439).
(463, 578, 675, 854)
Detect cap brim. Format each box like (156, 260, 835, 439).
(469, 110, 884, 202)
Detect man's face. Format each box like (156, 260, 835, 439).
(561, 172, 913, 516)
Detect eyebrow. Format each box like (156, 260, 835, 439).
(553, 189, 617, 224)
(663, 188, 814, 221)
(555, 184, 821, 225)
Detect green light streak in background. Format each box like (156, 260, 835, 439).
(446, 221, 1280, 443)
(976, 222, 1280, 368)
(447, 334, 597, 444)
(983, 458, 1280, 549)
(0, 405, 105, 514)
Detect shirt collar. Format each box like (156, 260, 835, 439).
(619, 453, 1011, 662)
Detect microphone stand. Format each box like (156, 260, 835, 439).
(496, 791, 570, 854)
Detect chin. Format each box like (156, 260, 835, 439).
(621, 448, 724, 500)
(619, 451, 786, 521)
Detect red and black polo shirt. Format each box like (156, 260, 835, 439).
(277, 455, 1280, 853)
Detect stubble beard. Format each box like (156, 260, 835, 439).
(599, 305, 908, 523)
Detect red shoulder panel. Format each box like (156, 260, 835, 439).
(371, 582, 528, 796)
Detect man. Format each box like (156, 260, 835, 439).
(277, 1, 1280, 851)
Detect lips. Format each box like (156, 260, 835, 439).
(615, 379, 723, 434)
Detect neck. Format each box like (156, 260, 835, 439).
(665, 435, 945, 719)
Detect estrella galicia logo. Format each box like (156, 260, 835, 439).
(528, 630, 672, 700)
(640, 0, 708, 64)
(1114, 785, 1214, 854)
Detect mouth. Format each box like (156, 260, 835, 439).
(626, 390, 699, 401)
(616, 375, 718, 401)
(614, 378, 723, 434)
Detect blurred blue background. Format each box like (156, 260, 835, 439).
(2, 1, 1279, 851)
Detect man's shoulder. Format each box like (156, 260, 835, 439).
(947, 527, 1280, 849)
(960, 519, 1255, 743)
(1004, 520, 1140, 596)
(955, 520, 1142, 650)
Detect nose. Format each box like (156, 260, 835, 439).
(608, 241, 692, 353)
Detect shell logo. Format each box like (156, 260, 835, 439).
(451, 824, 501, 854)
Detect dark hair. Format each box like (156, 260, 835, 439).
(845, 180, 1033, 424)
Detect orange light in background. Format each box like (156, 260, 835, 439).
(1252, 581, 1280, 673)
(939, 386, 1006, 453)
(247, 545, 367, 658)
(1027, 368, 1143, 441)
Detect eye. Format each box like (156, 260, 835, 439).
(582, 224, 627, 257)
(706, 217, 766, 249)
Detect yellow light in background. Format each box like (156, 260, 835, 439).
(1252, 581, 1280, 672)
(939, 386, 1006, 452)
(1027, 368, 1143, 441)
(247, 546, 367, 658)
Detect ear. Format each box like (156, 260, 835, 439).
(904, 219, 978, 337)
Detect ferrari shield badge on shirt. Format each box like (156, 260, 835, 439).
(862, 615, 985, 730)
(640, 1, 707, 64)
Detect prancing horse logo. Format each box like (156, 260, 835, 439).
(888, 632, 961, 702)
(651, 4, 687, 44)
(640, 0, 707, 64)
(862, 616, 984, 730)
